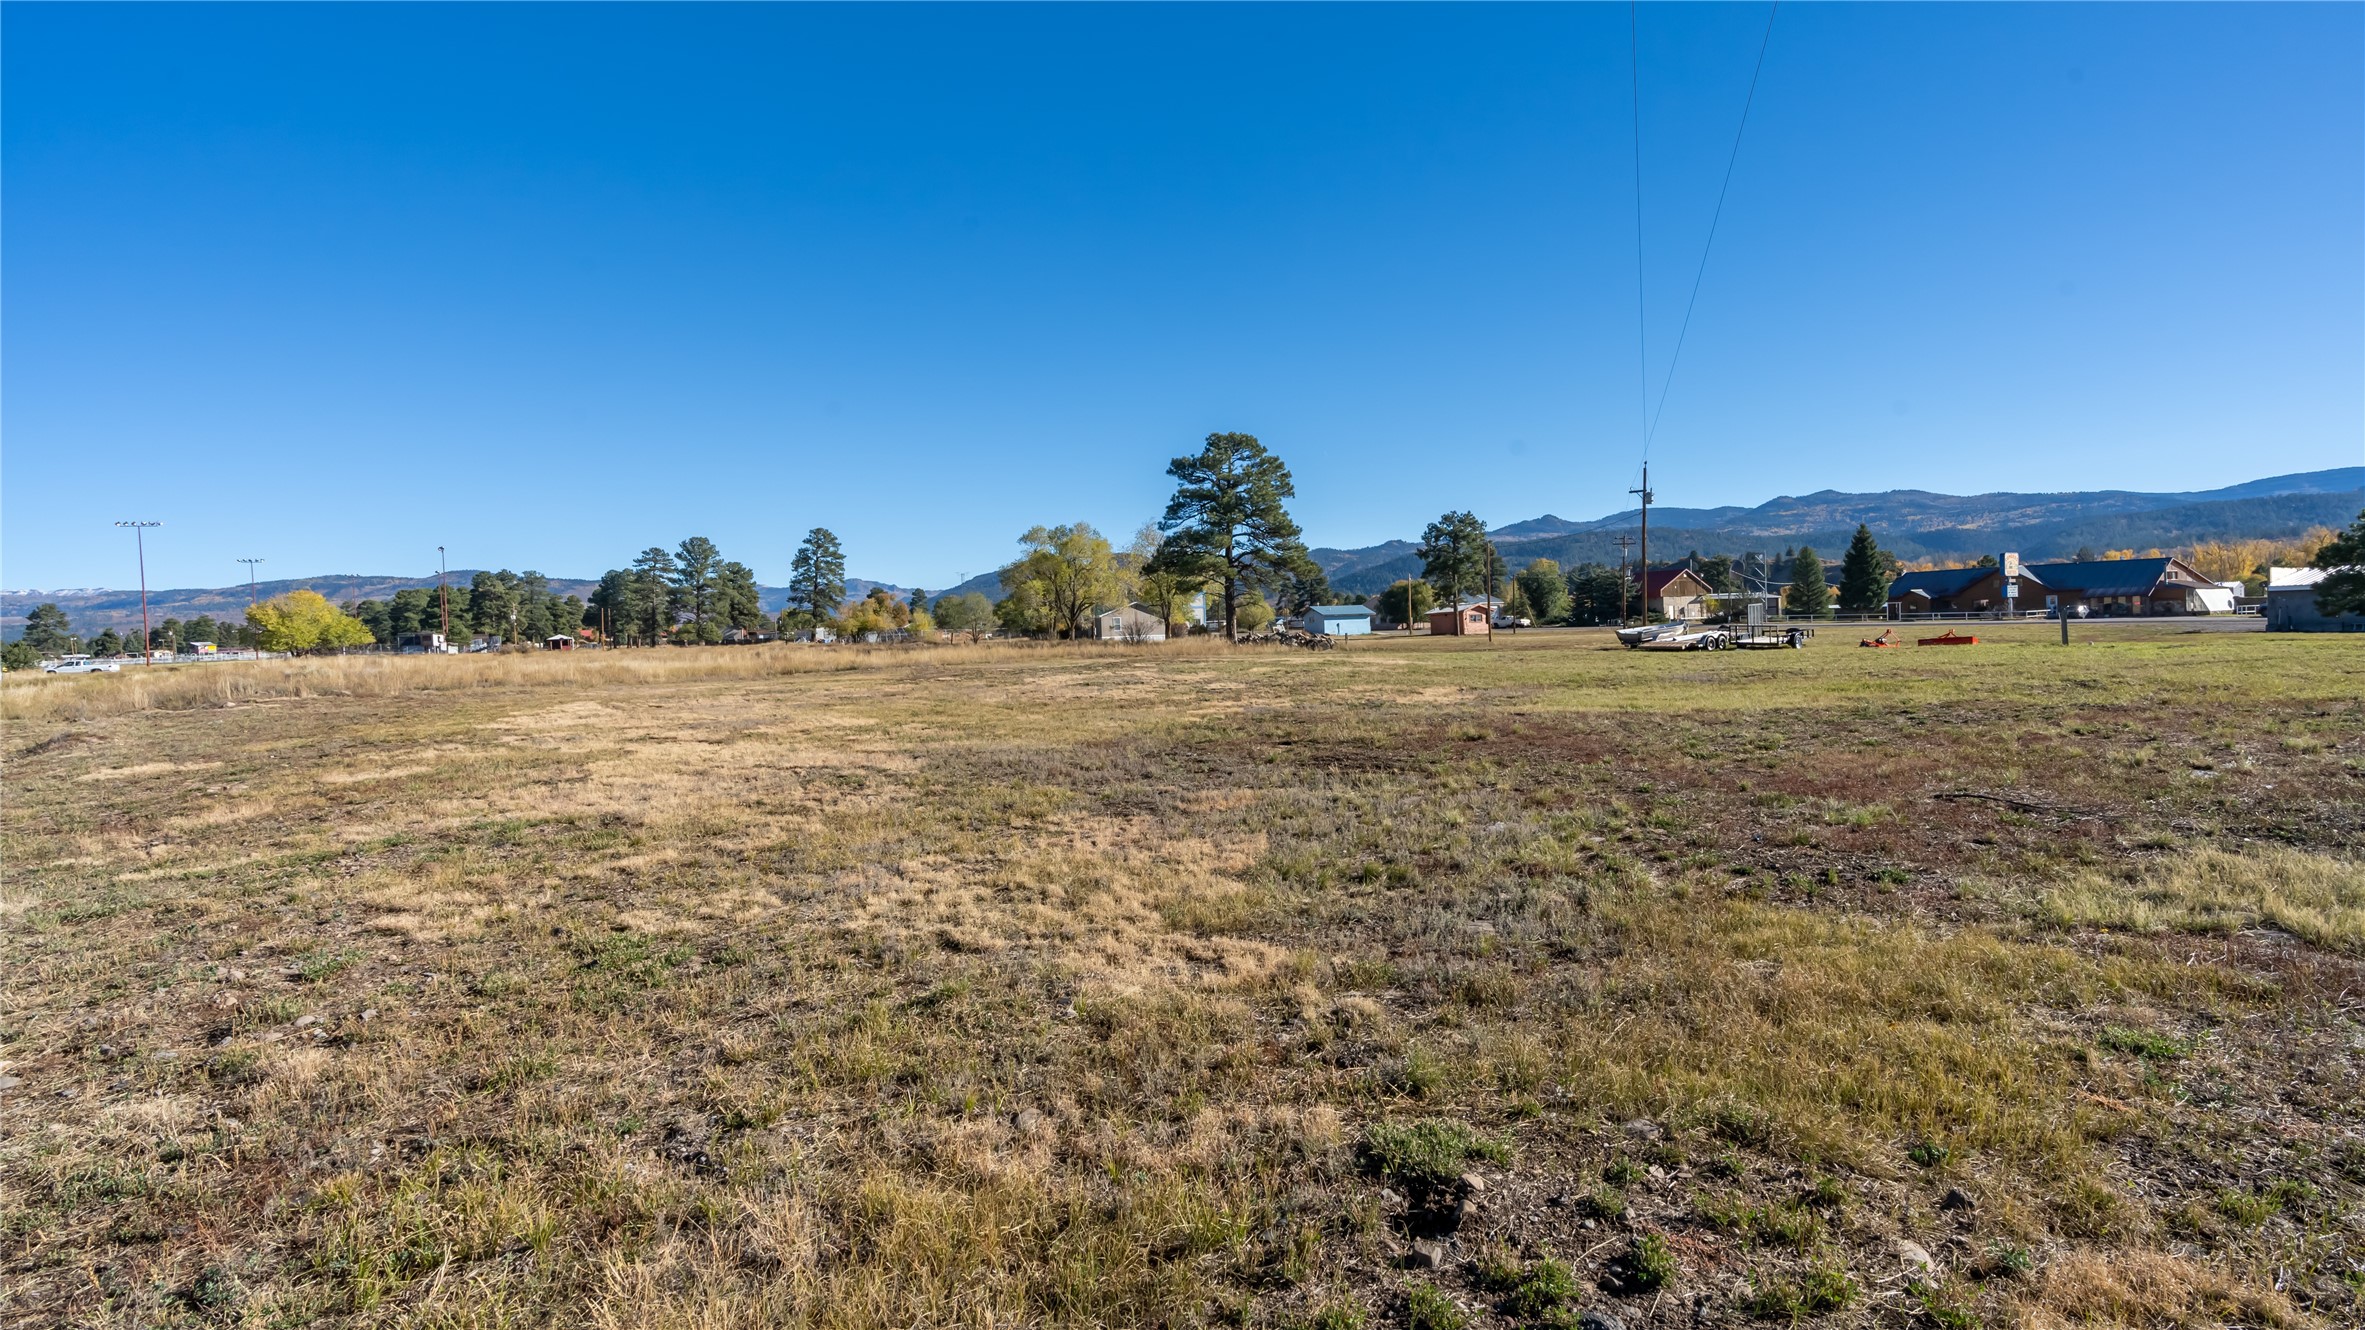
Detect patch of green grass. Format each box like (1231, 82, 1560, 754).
(2042, 843, 2365, 955)
(1472, 1248, 1579, 1319)
(1745, 1261, 1857, 1320)
(1604, 1233, 1677, 1295)
(2214, 1188, 2278, 1225)
(295, 947, 361, 982)
(1360, 1118, 1508, 1188)
(1404, 1282, 1467, 1330)
(1914, 1283, 1985, 1330)
(1285, 1303, 1365, 1330)
(2099, 1026, 2188, 1061)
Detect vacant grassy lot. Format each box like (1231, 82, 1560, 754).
(5, 625, 2361, 1329)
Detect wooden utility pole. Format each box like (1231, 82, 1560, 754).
(1485, 544, 1496, 642)
(1629, 462, 1653, 620)
(1612, 533, 1638, 623)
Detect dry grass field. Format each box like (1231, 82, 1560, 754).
(4, 625, 2361, 1329)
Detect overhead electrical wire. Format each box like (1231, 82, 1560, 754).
(1628, 2, 1650, 467)
(1632, 1, 1780, 463)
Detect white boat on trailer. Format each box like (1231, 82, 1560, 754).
(1635, 626, 1733, 651)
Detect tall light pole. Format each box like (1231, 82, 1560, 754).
(437, 546, 450, 642)
(237, 558, 265, 657)
(116, 521, 163, 665)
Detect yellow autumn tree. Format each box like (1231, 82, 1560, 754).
(247, 590, 376, 654)
(2183, 529, 2340, 586)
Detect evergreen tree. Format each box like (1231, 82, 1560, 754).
(1566, 564, 1631, 625)
(92, 628, 125, 656)
(469, 571, 521, 642)
(2308, 509, 2365, 617)
(1153, 432, 1318, 638)
(671, 538, 723, 635)
(348, 601, 394, 644)
(1697, 555, 1740, 594)
(1277, 562, 1335, 615)
(718, 561, 765, 632)
(1, 640, 35, 671)
(1788, 546, 1832, 617)
(1418, 510, 1496, 608)
(789, 529, 848, 621)
(21, 603, 71, 655)
(1838, 525, 1889, 614)
(630, 548, 676, 643)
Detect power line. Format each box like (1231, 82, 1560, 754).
(1644, 1, 1780, 452)
(1628, 1, 1649, 456)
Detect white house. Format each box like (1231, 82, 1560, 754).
(1304, 604, 1374, 636)
(1093, 603, 1169, 642)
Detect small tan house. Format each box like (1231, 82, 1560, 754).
(1092, 602, 1169, 642)
(1426, 604, 1492, 636)
(1643, 569, 1714, 620)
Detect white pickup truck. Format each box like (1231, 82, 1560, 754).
(43, 655, 121, 674)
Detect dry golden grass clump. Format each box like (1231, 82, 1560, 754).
(2, 625, 2359, 1328)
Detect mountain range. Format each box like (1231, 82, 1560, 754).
(7, 467, 2357, 634)
(1313, 468, 2363, 595)
(0, 573, 909, 640)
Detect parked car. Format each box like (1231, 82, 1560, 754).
(1492, 613, 1532, 630)
(43, 655, 121, 674)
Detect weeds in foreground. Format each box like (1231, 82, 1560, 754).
(1361, 1118, 1509, 1189)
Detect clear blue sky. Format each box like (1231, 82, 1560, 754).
(5, 2, 2359, 592)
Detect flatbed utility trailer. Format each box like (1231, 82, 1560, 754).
(1732, 626, 1812, 649)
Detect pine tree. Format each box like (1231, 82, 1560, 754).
(1788, 546, 1831, 617)
(2309, 509, 2365, 617)
(1417, 511, 1496, 608)
(1154, 433, 1316, 638)
(789, 529, 848, 621)
(1838, 525, 1888, 614)
(672, 538, 723, 635)
(21, 603, 72, 655)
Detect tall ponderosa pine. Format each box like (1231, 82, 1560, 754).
(1837, 524, 1889, 614)
(789, 528, 848, 622)
(21, 603, 72, 655)
(718, 561, 765, 633)
(1152, 433, 1319, 638)
(1418, 511, 1496, 608)
(2309, 509, 2365, 617)
(672, 537, 723, 639)
(1788, 546, 1831, 617)
(630, 548, 675, 643)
